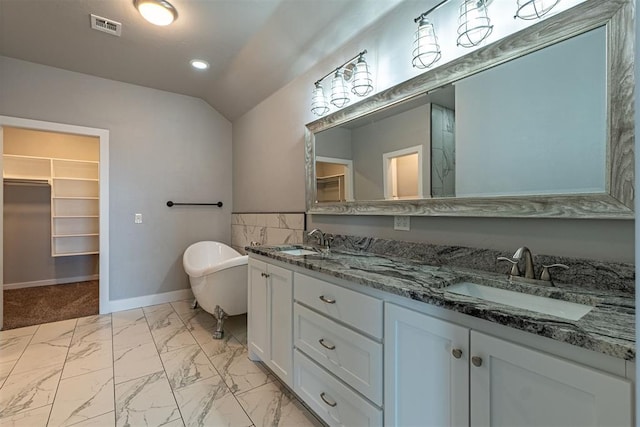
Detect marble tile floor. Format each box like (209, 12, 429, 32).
(0, 300, 324, 427)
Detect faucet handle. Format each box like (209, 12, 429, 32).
(540, 264, 569, 282)
(497, 256, 520, 277)
(324, 234, 334, 249)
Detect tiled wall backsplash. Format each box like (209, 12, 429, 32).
(231, 213, 305, 254)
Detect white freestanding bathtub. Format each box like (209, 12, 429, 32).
(183, 241, 248, 338)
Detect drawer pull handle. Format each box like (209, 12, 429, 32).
(319, 295, 336, 304)
(319, 338, 336, 350)
(452, 348, 463, 359)
(472, 356, 483, 367)
(320, 392, 337, 407)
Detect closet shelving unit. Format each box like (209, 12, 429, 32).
(3, 154, 100, 257)
(316, 173, 345, 202)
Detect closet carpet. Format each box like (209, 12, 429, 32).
(2, 280, 99, 330)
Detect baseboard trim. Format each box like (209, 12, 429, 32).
(4, 275, 100, 290)
(107, 288, 194, 313)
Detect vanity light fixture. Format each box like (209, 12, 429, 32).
(457, 0, 494, 48)
(134, 0, 178, 26)
(311, 49, 373, 116)
(190, 59, 210, 70)
(514, 0, 561, 20)
(311, 83, 330, 116)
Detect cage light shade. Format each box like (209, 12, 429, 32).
(515, 0, 561, 20)
(412, 17, 442, 69)
(135, 0, 178, 26)
(352, 57, 373, 97)
(311, 83, 330, 116)
(457, 0, 493, 48)
(330, 71, 350, 108)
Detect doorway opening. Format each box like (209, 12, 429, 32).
(0, 116, 109, 330)
(383, 145, 424, 200)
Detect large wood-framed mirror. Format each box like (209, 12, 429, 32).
(305, 0, 634, 218)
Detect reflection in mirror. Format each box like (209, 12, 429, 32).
(313, 25, 606, 202)
(307, 0, 633, 218)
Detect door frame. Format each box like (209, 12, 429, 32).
(0, 116, 110, 328)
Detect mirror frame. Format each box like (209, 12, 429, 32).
(305, 0, 634, 219)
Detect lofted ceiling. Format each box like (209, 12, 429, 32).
(0, 0, 406, 121)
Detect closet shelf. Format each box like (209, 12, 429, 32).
(53, 215, 100, 219)
(54, 251, 99, 257)
(53, 177, 99, 182)
(3, 153, 100, 258)
(53, 196, 99, 200)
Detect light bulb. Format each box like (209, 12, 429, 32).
(412, 16, 442, 69)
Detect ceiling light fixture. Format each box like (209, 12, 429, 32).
(134, 0, 178, 26)
(311, 49, 373, 117)
(515, 0, 561, 20)
(457, 0, 494, 48)
(190, 59, 210, 70)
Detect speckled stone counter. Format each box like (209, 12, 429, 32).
(246, 240, 635, 361)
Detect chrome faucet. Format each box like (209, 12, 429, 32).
(308, 228, 333, 249)
(498, 246, 569, 286)
(512, 246, 535, 279)
(308, 228, 326, 246)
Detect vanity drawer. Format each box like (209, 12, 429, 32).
(294, 272, 383, 339)
(293, 350, 382, 427)
(294, 303, 382, 405)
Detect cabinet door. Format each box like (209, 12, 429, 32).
(384, 303, 470, 427)
(470, 331, 632, 427)
(267, 263, 293, 386)
(247, 259, 268, 361)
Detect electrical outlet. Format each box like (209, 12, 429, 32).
(134, 213, 142, 224)
(394, 216, 410, 231)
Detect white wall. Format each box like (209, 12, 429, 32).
(0, 56, 233, 301)
(233, 0, 634, 263)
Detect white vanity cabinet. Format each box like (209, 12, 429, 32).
(385, 303, 633, 427)
(293, 272, 383, 426)
(247, 258, 293, 387)
(384, 303, 470, 427)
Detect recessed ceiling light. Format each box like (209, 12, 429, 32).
(134, 0, 178, 26)
(190, 59, 210, 70)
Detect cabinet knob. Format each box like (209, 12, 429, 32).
(260, 272, 270, 278)
(320, 392, 337, 407)
(451, 348, 463, 359)
(471, 356, 483, 367)
(319, 295, 336, 304)
(319, 338, 336, 350)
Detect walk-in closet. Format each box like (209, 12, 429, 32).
(2, 127, 100, 329)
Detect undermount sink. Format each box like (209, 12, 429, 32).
(278, 248, 319, 256)
(446, 282, 594, 321)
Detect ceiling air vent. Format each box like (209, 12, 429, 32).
(90, 14, 122, 37)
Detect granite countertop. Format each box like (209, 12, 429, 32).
(246, 244, 635, 361)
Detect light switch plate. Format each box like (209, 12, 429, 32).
(394, 216, 410, 231)
(135, 213, 142, 224)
